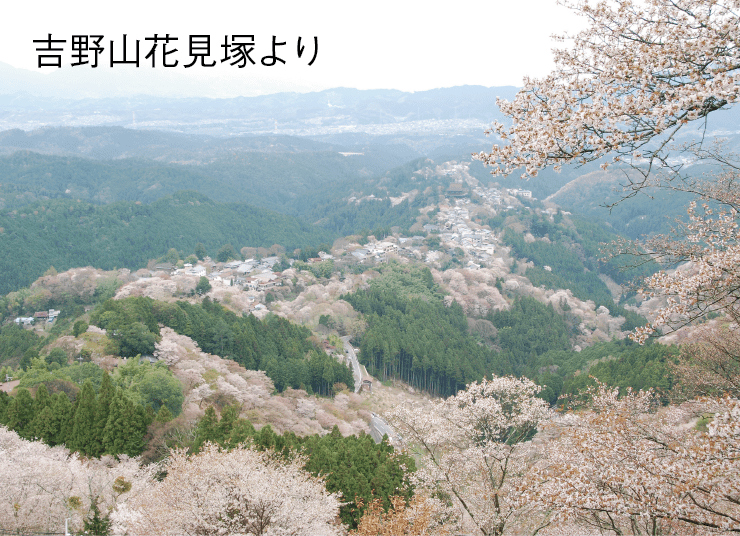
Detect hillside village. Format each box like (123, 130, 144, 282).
(8, 159, 636, 362)
(9, 167, 555, 332)
(87, 180, 534, 305)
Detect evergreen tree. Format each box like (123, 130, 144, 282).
(102, 390, 125, 455)
(0, 391, 9, 425)
(29, 406, 56, 444)
(72, 320, 89, 337)
(256, 424, 278, 450)
(82, 498, 112, 536)
(50, 392, 73, 446)
(226, 418, 256, 447)
(135, 367, 183, 416)
(127, 403, 148, 455)
(102, 389, 145, 457)
(45, 348, 68, 367)
(69, 380, 98, 455)
(193, 406, 220, 451)
(92, 372, 114, 456)
(217, 404, 240, 441)
(7, 388, 35, 438)
(216, 243, 237, 262)
(32, 384, 52, 414)
(20, 348, 37, 371)
(155, 405, 173, 423)
(165, 247, 180, 265)
(194, 242, 207, 260)
(195, 276, 212, 296)
(322, 362, 335, 396)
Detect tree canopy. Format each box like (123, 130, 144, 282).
(475, 0, 740, 187)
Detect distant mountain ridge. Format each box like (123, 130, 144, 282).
(0, 61, 517, 116)
(0, 71, 517, 141)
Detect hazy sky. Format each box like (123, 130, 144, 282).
(2, 0, 584, 96)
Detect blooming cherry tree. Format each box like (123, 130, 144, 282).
(672, 322, 740, 398)
(475, 0, 740, 187)
(386, 377, 553, 536)
(0, 427, 152, 534)
(535, 385, 740, 534)
(351, 494, 454, 536)
(121, 442, 343, 536)
(615, 170, 740, 341)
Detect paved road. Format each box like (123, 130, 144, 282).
(369, 412, 402, 445)
(338, 338, 402, 444)
(341, 336, 362, 393)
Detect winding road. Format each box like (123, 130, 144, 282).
(340, 336, 402, 444)
(369, 412, 401, 444)
(341, 336, 362, 393)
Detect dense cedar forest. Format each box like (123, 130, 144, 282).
(504, 227, 613, 303)
(0, 147, 409, 211)
(348, 287, 505, 396)
(0, 149, 425, 235)
(0, 361, 182, 458)
(546, 168, 701, 239)
(0, 324, 41, 365)
(568, 216, 658, 286)
(558, 341, 676, 399)
(345, 267, 525, 396)
(488, 297, 571, 373)
(343, 264, 492, 395)
(338, 264, 671, 404)
(91, 296, 354, 396)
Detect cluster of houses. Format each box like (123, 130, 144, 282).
(211, 258, 289, 292)
(151, 256, 292, 304)
(349, 236, 483, 264)
(446, 182, 467, 197)
(473, 186, 504, 206)
(342, 183, 534, 270)
(15, 309, 61, 326)
(241, 272, 286, 292)
(506, 187, 533, 198)
(301, 251, 335, 264)
(435, 203, 498, 268)
(350, 241, 401, 263)
(345, 226, 497, 269)
(341, 192, 503, 268)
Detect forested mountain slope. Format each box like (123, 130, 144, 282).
(0, 148, 408, 212)
(0, 191, 332, 294)
(547, 168, 698, 238)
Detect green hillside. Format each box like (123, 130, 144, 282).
(0, 190, 332, 294)
(547, 168, 697, 239)
(0, 146, 411, 214)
